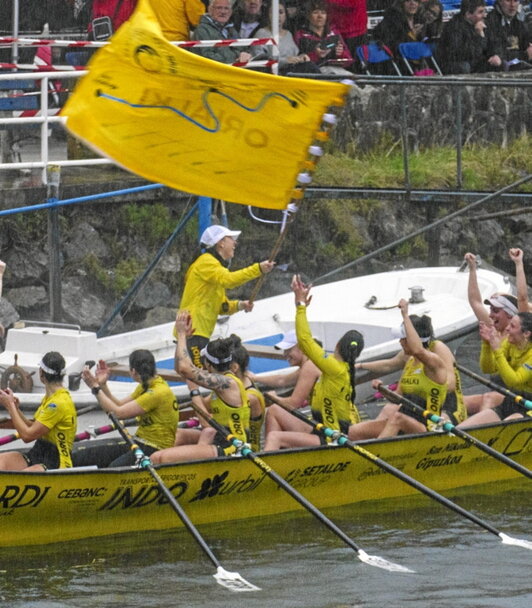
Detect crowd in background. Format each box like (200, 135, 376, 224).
(0, 0, 531, 75)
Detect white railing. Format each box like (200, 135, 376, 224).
(0, 36, 277, 183)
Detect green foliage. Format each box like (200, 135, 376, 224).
(119, 203, 172, 246)
(315, 134, 532, 191)
(82, 254, 143, 297)
(113, 258, 143, 295)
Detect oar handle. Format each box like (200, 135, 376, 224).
(375, 384, 532, 480)
(456, 364, 532, 410)
(0, 431, 19, 446)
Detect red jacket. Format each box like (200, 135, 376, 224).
(91, 0, 138, 31)
(326, 0, 367, 39)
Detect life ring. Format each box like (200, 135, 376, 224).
(1, 365, 34, 393)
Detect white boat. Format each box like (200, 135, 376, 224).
(0, 265, 512, 410)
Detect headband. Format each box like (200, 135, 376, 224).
(200, 347, 232, 365)
(392, 323, 432, 343)
(39, 360, 64, 375)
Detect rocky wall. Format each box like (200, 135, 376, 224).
(335, 73, 532, 153)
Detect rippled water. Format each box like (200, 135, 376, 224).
(1, 479, 530, 608)
(1, 333, 530, 607)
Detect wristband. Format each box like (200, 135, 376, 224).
(91, 386, 101, 396)
(190, 389, 201, 397)
(296, 301, 306, 307)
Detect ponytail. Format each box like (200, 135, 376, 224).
(337, 330, 364, 405)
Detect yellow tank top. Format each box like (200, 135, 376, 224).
(247, 384, 266, 451)
(399, 353, 447, 430)
(209, 372, 251, 443)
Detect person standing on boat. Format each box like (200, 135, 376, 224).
(264, 274, 363, 451)
(348, 300, 467, 440)
(0, 351, 77, 471)
(81, 349, 179, 467)
(463, 251, 519, 414)
(151, 311, 251, 463)
(458, 312, 532, 427)
(250, 328, 322, 414)
(179, 223, 274, 403)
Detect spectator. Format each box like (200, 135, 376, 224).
(192, 0, 253, 64)
(372, 0, 424, 54)
(285, 0, 307, 33)
(294, 0, 354, 73)
(485, 0, 532, 70)
(89, 0, 138, 39)
(437, 0, 500, 73)
(233, 0, 268, 38)
(150, 0, 206, 42)
(417, 0, 444, 42)
(255, 0, 322, 74)
(326, 0, 368, 57)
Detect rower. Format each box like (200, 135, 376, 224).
(0, 351, 77, 471)
(458, 312, 532, 428)
(263, 274, 364, 451)
(348, 300, 467, 440)
(151, 311, 251, 464)
(463, 251, 519, 414)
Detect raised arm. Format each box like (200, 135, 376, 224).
(464, 252, 490, 324)
(173, 311, 240, 408)
(400, 299, 446, 385)
(509, 248, 531, 313)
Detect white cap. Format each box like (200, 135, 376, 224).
(274, 329, 297, 351)
(483, 294, 518, 317)
(200, 225, 241, 248)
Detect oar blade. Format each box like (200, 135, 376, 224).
(213, 566, 261, 592)
(357, 549, 414, 573)
(499, 533, 532, 550)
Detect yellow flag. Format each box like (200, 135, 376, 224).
(62, 0, 349, 209)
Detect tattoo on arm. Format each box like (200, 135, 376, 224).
(191, 369, 232, 391)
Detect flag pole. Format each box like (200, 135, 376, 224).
(248, 103, 346, 305)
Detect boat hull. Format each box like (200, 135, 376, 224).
(1, 418, 530, 547)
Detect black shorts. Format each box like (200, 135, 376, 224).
(186, 335, 209, 369)
(493, 391, 532, 420)
(401, 392, 461, 425)
(23, 439, 60, 470)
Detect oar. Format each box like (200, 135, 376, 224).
(188, 402, 413, 573)
(456, 364, 532, 412)
(376, 384, 531, 480)
(106, 411, 260, 592)
(74, 418, 138, 442)
(266, 395, 532, 551)
(0, 430, 19, 446)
